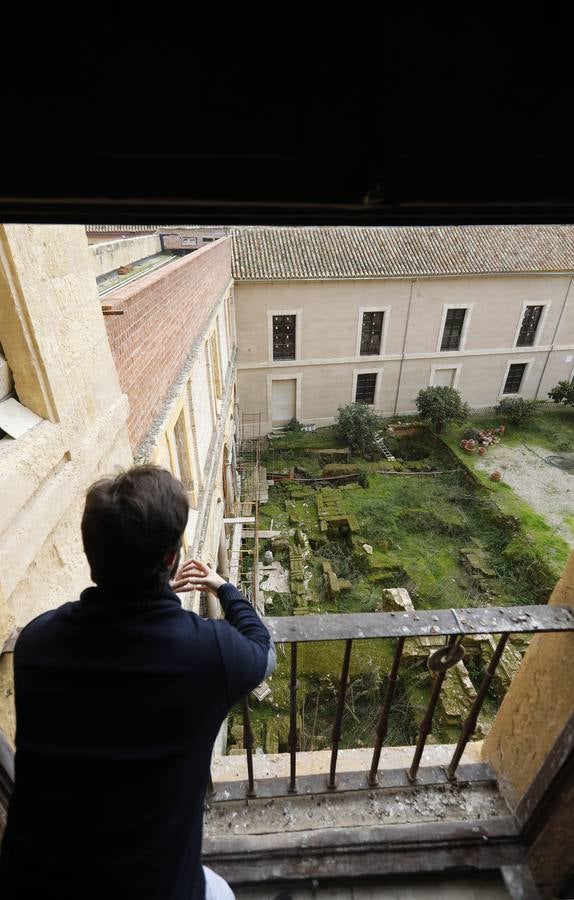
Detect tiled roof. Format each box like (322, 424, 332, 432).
(230, 225, 574, 280)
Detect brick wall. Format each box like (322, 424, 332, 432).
(103, 238, 231, 451)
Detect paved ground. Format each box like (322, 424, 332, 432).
(476, 443, 574, 546)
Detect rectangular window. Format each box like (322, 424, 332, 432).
(360, 311, 384, 355)
(504, 363, 527, 394)
(273, 315, 296, 360)
(355, 373, 377, 404)
(224, 295, 232, 349)
(174, 410, 194, 496)
(209, 330, 222, 399)
(517, 305, 543, 346)
(440, 308, 466, 351)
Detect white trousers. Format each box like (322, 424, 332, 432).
(203, 865, 236, 899)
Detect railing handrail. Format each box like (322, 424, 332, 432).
(229, 603, 574, 797)
(265, 604, 574, 644)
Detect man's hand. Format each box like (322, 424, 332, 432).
(169, 558, 226, 595)
(169, 558, 197, 593)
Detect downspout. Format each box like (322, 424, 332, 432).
(393, 278, 416, 415)
(534, 274, 573, 400)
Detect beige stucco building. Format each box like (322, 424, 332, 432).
(232, 226, 574, 431)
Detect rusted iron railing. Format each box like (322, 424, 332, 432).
(228, 604, 574, 796)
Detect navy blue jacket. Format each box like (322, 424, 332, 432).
(0, 582, 270, 899)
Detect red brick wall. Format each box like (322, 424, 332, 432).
(104, 238, 231, 451)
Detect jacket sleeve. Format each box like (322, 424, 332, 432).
(212, 583, 275, 708)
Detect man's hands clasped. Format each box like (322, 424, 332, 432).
(170, 559, 226, 595)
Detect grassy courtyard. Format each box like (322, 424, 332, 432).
(228, 412, 573, 758)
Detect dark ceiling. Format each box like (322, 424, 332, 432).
(2, 7, 573, 225)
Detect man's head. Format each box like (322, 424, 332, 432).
(81, 465, 189, 591)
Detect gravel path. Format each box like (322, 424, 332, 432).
(475, 443, 574, 546)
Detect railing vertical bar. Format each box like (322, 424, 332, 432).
(368, 637, 405, 787)
(327, 639, 353, 790)
(288, 642, 298, 793)
(407, 635, 457, 783)
(241, 696, 256, 797)
(447, 632, 510, 780)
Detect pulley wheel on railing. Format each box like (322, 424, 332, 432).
(427, 642, 465, 674)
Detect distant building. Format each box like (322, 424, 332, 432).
(231, 225, 574, 430)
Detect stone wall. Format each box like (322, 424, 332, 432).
(89, 234, 162, 277)
(0, 225, 133, 742)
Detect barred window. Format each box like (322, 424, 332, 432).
(360, 311, 384, 355)
(355, 373, 377, 404)
(504, 363, 527, 394)
(273, 315, 296, 361)
(440, 309, 466, 351)
(517, 305, 543, 346)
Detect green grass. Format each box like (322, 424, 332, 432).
(442, 415, 572, 580)
(233, 418, 573, 754)
(465, 406, 574, 453)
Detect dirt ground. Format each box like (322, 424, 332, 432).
(476, 443, 574, 546)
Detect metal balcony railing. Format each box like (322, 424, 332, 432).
(218, 604, 574, 798)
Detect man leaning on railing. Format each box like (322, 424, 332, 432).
(0, 465, 275, 900)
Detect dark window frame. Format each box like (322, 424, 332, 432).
(440, 308, 467, 352)
(360, 311, 384, 356)
(503, 362, 528, 394)
(355, 372, 377, 404)
(272, 314, 297, 361)
(516, 305, 544, 347)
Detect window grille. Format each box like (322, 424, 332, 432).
(517, 305, 543, 346)
(440, 309, 466, 351)
(504, 363, 527, 394)
(360, 311, 384, 355)
(273, 315, 296, 361)
(355, 373, 377, 404)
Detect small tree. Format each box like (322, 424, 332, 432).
(548, 380, 574, 407)
(415, 386, 469, 433)
(495, 397, 538, 426)
(335, 403, 387, 457)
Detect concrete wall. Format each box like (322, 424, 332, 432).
(89, 234, 162, 276)
(0, 225, 133, 741)
(103, 238, 232, 453)
(235, 275, 574, 429)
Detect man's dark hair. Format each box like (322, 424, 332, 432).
(81, 465, 189, 590)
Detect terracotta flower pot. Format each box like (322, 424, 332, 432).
(478, 447, 487, 455)
(490, 471, 502, 482)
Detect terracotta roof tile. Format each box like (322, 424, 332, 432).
(230, 225, 574, 280)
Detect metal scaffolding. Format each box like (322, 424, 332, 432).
(229, 412, 263, 612)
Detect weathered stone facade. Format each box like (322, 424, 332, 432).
(0, 225, 133, 740)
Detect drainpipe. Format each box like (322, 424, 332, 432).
(534, 275, 573, 400)
(393, 278, 416, 415)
